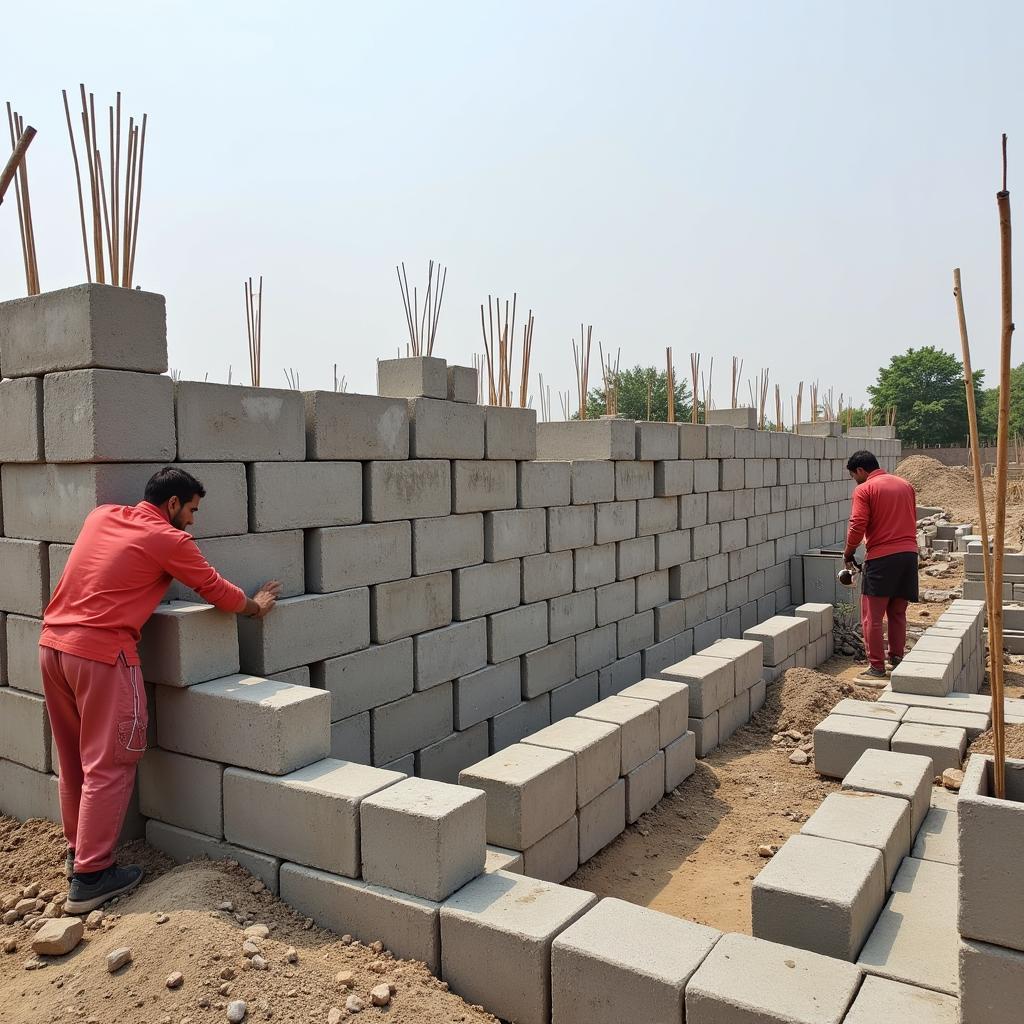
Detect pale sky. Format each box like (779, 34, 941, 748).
(3, 1, 1021, 415)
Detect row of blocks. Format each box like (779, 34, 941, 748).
(888, 599, 986, 697)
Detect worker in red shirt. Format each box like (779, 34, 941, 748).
(39, 467, 281, 914)
(843, 450, 919, 683)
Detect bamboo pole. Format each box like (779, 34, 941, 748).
(690, 354, 700, 424)
(666, 348, 675, 423)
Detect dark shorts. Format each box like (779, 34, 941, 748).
(862, 551, 919, 602)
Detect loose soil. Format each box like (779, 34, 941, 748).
(0, 820, 496, 1024)
(970, 723, 1024, 759)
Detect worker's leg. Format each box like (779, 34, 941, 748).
(63, 653, 148, 874)
(39, 647, 84, 856)
(886, 597, 910, 662)
(861, 595, 889, 672)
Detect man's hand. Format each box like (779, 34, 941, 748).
(245, 580, 281, 619)
(843, 554, 858, 570)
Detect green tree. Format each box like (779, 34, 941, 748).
(585, 365, 692, 421)
(978, 363, 1024, 443)
(866, 346, 984, 447)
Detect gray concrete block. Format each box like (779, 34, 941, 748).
(911, 633, 964, 673)
(145, 820, 279, 894)
(911, 804, 957, 865)
(0, 689, 50, 771)
(570, 460, 615, 503)
(596, 580, 635, 626)
(549, 590, 597, 642)
(577, 694, 659, 774)
(877, 689, 991, 715)
(519, 461, 571, 509)
(614, 461, 654, 501)
(0, 757, 60, 823)
(959, 937, 1024, 1024)
(550, 673, 600, 722)
(157, 674, 330, 775)
(575, 543, 617, 591)
(0, 377, 42, 461)
(598, 653, 643, 697)
(371, 683, 453, 765)
(842, 748, 934, 834)
(636, 495, 677, 536)
(831, 699, 907, 725)
(655, 531, 690, 572)
(617, 610, 654, 659)
(537, 420, 635, 461)
(889, 657, 955, 697)
(595, 500, 637, 544)
(891, 722, 966, 774)
(523, 638, 577, 698)
(489, 693, 551, 752)
(656, 654, 734, 718)
(365, 459, 450, 521)
(330, 713, 371, 763)
(577, 780, 625, 863)
(485, 844, 525, 874)
(665, 730, 696, 790)
(372, 571, 452, 644)
(3, 614, 41, 693)
(488, 601, 548, 662)
(718, 690, 750, 741)
(812, 714, 898, 779)
(485, 406, 537, 459)
(311, 638, 413, 720)
(415, 619, 488, 691)
(522, 716, 620, 807)
(575, 625, 618, 675)
(452, 459, 518, 512)
(857, 857, 958, 996)
(547, 505, 595, 552)
(690, 712, 719, 757)
(168, 530, 304, 601)
(686, 931, 862, 1024)
(485, 508, 546, 561)
(408, 397, 485, 458)
(447, 365, 478, 403)
(793, 601, 833, 641)
(380, 753, 416, 774)
(654, 598, 686, 641)
(693, 459, 719, 493)
(625, 750, 665, 822)
(522, 813, 579, 882)
(698, 637, 763, 693)
(743, 615, 809, 666)
(440, 870, 598, 1024)
(642, 636, 681, 677)
(248, 461, 360, 531)
(616, 537, 656, 581)
(281, 862, 440, 972)
(377, 355, 447, 399)
(454, 659, 521, 730)
(800, 791, 911, 890)
(138, 748, 223, 835)
(417, 722, 490, 784)
(552, 896, 719, 1024)
(454, 558, 520, 619)
(844, 976, 958, 1024)
(304, 390, 409, 460)
(522, 551, 573, 602)
(619, 679, 688, 747)
(360, 777, 485, 900)
(670, 559, 708, 600)
(139, 600, 239, 687)
(238, 590, 369, 675)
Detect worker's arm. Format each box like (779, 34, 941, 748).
(844, 485, 869, 565)
(162, 535, 278, 617)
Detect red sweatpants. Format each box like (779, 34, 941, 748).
(39, 647, 148, 873)
(861, 595, 909, 673)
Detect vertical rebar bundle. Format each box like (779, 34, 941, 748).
(396, 260, 446, 356)
(573, 325, 593, 420)
(599, 343, 621, 416)
(479, 294, 534, 407)
(690, 354, 701, 424)
(3, 106, 39, 294)
(244, 276, 263, 387)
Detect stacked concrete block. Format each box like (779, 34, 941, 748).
(813, 713, 899, 779)
(376, 355, 448, 399)
(448, 367, 478, 403)
(842, 748, 934, 835)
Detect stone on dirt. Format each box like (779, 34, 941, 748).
(370, 984, 392, 1006)
(226, 1001, 247, 1023)
(942, 768, 964, 790)
(166, 971, 184, 988)
(345, 993, 365, 1012)
(85, 910, 104, 929)
(326, 1009, 343, 1024)
(30, 918, 83, 956)
(106, 947, 133, 972)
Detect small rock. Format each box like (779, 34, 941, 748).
(369, 940, 384, 954)
(340, 934, 353, 945)
(345, 994, 365, 1013)
(942, 768, 965, 791)
(335, 970, 355, 988)
(244, 924, 270, 939)
(166, 971, 185, 989)
(285, 946, 298, 963)
(22, 883, 39, 899)
(757, 844, 778, 858)
(155, 913, 169, 924)
(226, 1001, 247, 1024)
(249, 880, 265, 894)
(784, 729, 803, 742)
(326, 1010, 344, 1024)
(220, 983, 233, 996)
(85, 911, 105, 930)
(250, 954, 267, 971)
(14, 898, 36, 918)
(38, 889, 56, 903)
(3, 938, 17, 954)
(370, 984, 391, 1007)
(30, 918, 84, 956)
(219, 901, 234, 912)
(2, 910, 18, 925)
(242, 939, 261, 957)
(788, 750, 810, 765)
(302, 917, 313, 930)
(106, 947, 133, 972)
(220, 966, 237, 981)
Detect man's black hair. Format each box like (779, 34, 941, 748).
(846, 450, 880, 473)
(144, 467, 206, 506)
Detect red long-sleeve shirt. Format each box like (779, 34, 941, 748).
(844, 469, 918, 562)
(40, 501, 247, 666)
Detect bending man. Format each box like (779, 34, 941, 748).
(39, 467, 281, 913)
(843, 450, 919, 683)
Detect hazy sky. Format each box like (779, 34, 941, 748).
(3, 1, 1022, 415)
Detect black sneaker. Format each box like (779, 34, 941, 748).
(857, 666, 889, 687)
(65, 849, 75, 881)
(65, 864, 144, 915)
(889, 656, 903, 669)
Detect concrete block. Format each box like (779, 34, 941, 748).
(156, 674, 330, 775)
(654, 459, 694, 497)
(687, 932, 862, 1024)
(642, 636, 681, 677)
(523, 813, 579, 882)
(0, 757, 60, 823)
(690, 712, 719, 756)
(377, 355, 447, 399)
(958, 754, 1024, 952)
(239, 590, 369, 675)
(485, 406, 537, 459)
(440, 870, 597, 1024)
(413, 618, 488, 694)
(679, 492, 708, 528)
(371, 683, 452, 765)
(598, 653, 643, 697)
(616, 610, 654, 658)
(830, 698, 906, 725)
(417, 723, 490, 784)
(654, 598, 686, 641)
(549, 590, 597, 642)
(595, 500, 636, 544)
(452, 459, 518, 512)
(0, 689, 50, 771)
(365, 459, 450, 521)
(794, 602, 833, 641)
(380, 753, 415, 774)
(0, 377, 42, 461)
(329, 713, 371, 762)
(454, 658, 521, 730)
(878, 689, 991, 715)
(910, 633, 964, 674)
(800, 791, 911, 890)
(575, 625, 618, 675)
(575, 543, 617, 592)
(312, 638, 412, 720)
(304, 391, 408, 460)
(577, 695, 659, 774)
(537, 420, 635, 460)
(698, 637, 763, 693)
(522, 638, 577, 698)
(656, 654, 734, 718)
(547, 505, 595, 553)
(749, 677, 767, 715)
(410, 513, 484, 576)
(485, 845, 524, 874)
(890, 658, 955, 697)
(616, 538, 656, 582)
(408, 397, 485, 458)
(670, 559, 708, 600)
(655, 532, 690, 573)
(636, 496, 678, 536)
(665, 730, 696, 790)
(552, 896, 720, 1024)
(857, 857, 958, 995)
(139, 601, 239, 687)
(842, 748, 934, 834)
(519, 461, 571, 509)
(576, 779, 625, 862)
(145, 820, 280, 894)
(959, 938, 1024, 1024)
(360, 777, 485, 900)
(743, 615, 809, 666)
(522, 716, 620, 807)
(891, 722, 966, 774)
(812, 714, 898, 779)
(618, 679, 688, 747)
(459, 742, 575, 849)
(281, 863, 440, 972)
(718, 690, 750, 742)
(490, 693, 551, 752)
(485, 508, 546, 561)
(625, 749, 665, 821)
(843, 976, 958, 1024)
(454, 559, 520, 619)
(911, 805, 957, 865)
(487, 601, 548, 662)
(372, 571, 452, 643)
(306, 521, 410, 594)
(138, 749, 223, 835)
(248, 461, 360, 531)
(570, 460, 615, 503)
(447, 365, 478, 403)
(596, 580, 635, 627)
(3, 614, 41, 693)
(550, 673, 600, 722)
(614, 461, 654, 501)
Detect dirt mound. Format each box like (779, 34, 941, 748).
(748, 667, 876, 735)
(969, 723, 1024, 759)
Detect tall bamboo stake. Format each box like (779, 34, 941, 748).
(4, 107, 39, 294)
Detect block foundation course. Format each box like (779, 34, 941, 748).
(812, 714, 899, 779)
(841, 748, 935, 835)
(520, 717, 621, 807)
